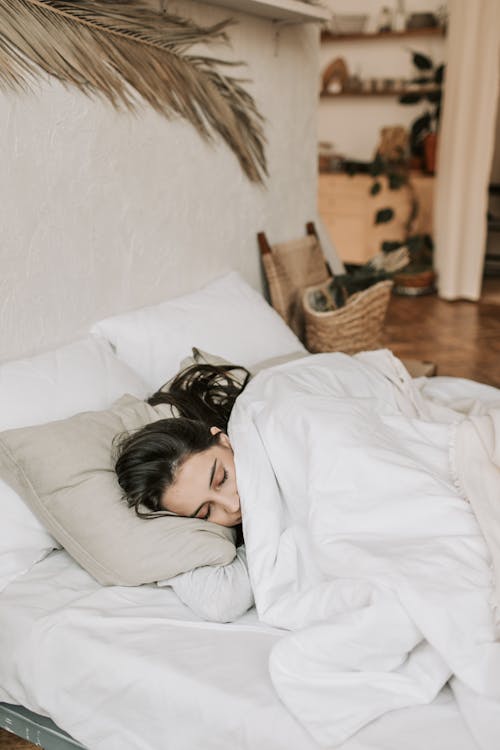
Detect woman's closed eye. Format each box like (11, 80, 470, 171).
(197, 469, 229, 520)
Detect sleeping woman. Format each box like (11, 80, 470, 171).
(114, 363, 254, 621)
(113, 354, 500, 738)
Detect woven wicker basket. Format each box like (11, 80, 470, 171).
(303, 279, 393, 355)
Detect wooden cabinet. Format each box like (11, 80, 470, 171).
(318, 172, 434, 265)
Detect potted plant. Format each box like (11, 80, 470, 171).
(399, 51, 445, 174)
(369, 154, 436, 295)
(344, 148, 436, 296)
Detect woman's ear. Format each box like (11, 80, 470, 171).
(210, 426, 231, 448)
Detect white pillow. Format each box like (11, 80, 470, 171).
(1, 481, 55, 591)
(0, 335, 149, 430)
(91, 271, 306, 391)
(0, 336, 149, 593)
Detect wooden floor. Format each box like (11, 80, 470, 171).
(1, 278, 500, 750)
(382, 276, 500, 388)
(0, 732, 33, 750)
(0, 730, 40, 750)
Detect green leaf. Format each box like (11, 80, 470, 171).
(370, 181, 382, 196)
(375, 208, 394, 224)
(388, 173, 405, 190)
(412, 51, 433, 70)
(434, 64, 445, 84)
(407, 235, 425, 254)
(426, 90, 441, 104)
(370, 154, 384, 177)
(412, 112, 432, 134)
(410, 112, 432, 154)
(399, 92, 422, 105)
(423, 234, 434, 250)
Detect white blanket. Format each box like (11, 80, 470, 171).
(228, 351, 500, 748)
(455, 409, 500, 626)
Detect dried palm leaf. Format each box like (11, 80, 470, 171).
(0, 0, 267, 182)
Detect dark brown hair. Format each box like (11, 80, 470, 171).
(114, 363, 250, 518)
(148, 363, 250, 432)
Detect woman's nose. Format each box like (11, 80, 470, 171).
(218, 490, 240, 514)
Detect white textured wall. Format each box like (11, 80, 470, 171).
(0, 2, 319, 362)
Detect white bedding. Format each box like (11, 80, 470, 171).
(228, 351, 500, 749)
(2, 350, 500, 750)
(0, 550, 480, 750)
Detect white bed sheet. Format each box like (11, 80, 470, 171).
(0, 550, 479, 750)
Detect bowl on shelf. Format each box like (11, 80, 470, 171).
(329, 14, 368, 35)
(406, 12, 438, 29)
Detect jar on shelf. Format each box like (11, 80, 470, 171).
(393, 0, 406, 31)
(376, 6, 393, 32)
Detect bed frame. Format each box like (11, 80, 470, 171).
(0, 703, 86, 750)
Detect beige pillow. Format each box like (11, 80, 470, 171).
(159, 347, 307, 393)
(0, 395, 236, 586)
(187, 346, 307, 374)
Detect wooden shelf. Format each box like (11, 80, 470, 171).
(321, 27, 445, 42)
(321, 86, 440, 98)
(197, 0, 331, 23)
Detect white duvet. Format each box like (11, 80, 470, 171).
(228, 351, 500, 748)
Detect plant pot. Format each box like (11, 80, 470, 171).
(408, 155, 424, 172)
(423, 133, 438, 174)
(392, 268, 437, 296)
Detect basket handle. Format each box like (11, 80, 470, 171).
(305, 222, 333, 278)
(257, 231, 272, 257)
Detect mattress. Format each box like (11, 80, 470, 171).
(0, 550, 479, 750)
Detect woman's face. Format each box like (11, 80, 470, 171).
(161, 428, 241, 527)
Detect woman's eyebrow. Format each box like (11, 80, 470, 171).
(209, 458, 217, 488)
(188, 459, 217, 518)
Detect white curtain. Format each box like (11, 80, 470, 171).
(435, 0, 500, 300)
